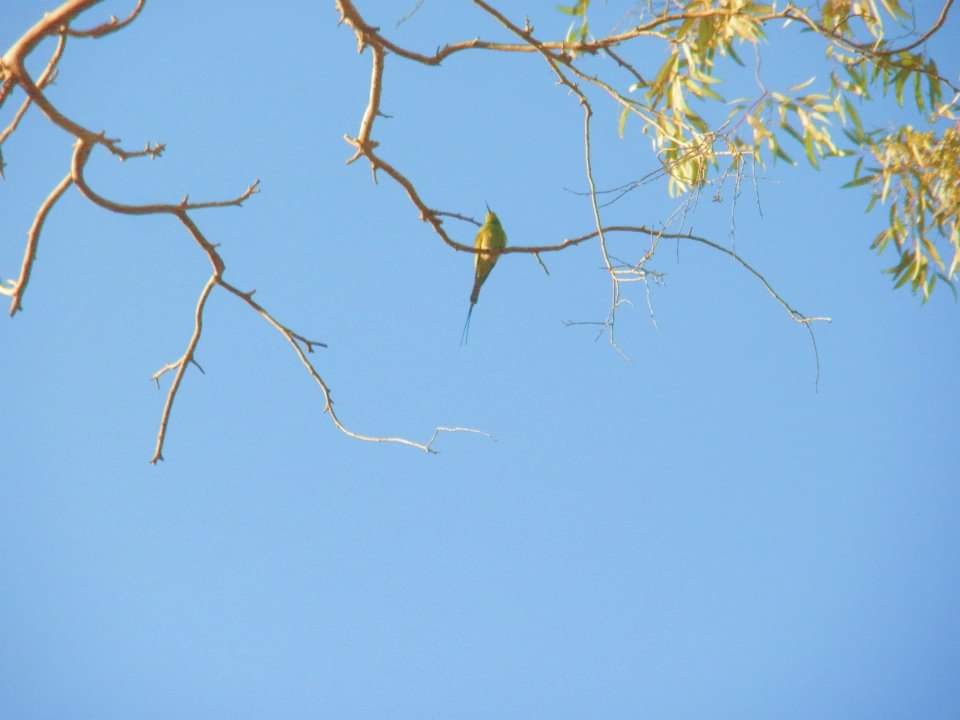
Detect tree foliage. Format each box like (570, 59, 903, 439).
(555, 0, 958, 299)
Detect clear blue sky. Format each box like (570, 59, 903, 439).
(2, 1, 958, 717)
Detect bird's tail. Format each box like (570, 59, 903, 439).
(460, 302, 475, 346)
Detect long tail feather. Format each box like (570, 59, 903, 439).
(460, 302, 475, 346)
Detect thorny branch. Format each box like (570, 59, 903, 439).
(0, 31, 66, 148)
(3, 0, 466, 460)
(64, 0, 146, 38)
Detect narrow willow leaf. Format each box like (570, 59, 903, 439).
(556, 0, 588, 16)
(772, 142, 795, 165)
(842, 96, 863, 135)
(894, 67, 910, 106)
(804, 132, 820, 168)
(872, 228, 891, 252)
(842, 174, 876, 189)
(790, 76, 817, 92)
(697, 16, 714, 50)
(923, 237, 945, 270)
(927, 60, 942, 110)
(649, 52, 679, 100)
(879, 0, 907, 18)
(699, 84, 724, 102)
(893, 266, 912, 288)
(685, 110, 709, 133)
(781, 122, 804, 145)
(724, 41, 744, 66)
(880, 173, 892, 204)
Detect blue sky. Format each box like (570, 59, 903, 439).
(2, 1, 958, 717)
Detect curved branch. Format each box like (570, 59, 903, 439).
(150, 273, 217, 464)
(65, 0, 146, 39)
(4, 172, 73, 316)
(0, 31, 67, 146)
(783, 0, 955, 58)
(217, 278, 442, 454)
(69, 131, 445, 458)
(2, 0, 98, 61)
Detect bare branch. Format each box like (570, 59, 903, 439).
(150, 274, 217, 464)
(4, 172, 73, 316)
(602, 46, 646, 87)
(435, 209, 481, 227)
(0, 77, 15, 112)
(65, 0, 146, 39)
(218, 279, 444, 454)
(0, 31, 67, 147)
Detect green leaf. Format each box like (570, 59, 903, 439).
(842, 128, 866, 146)
(842, 174, 876, 189)
(937, 272, 958, 301)
(842, 96, 863, 136)
(648, 52, 679, 102)
(556, 0, 589, 16)
(697, 16, 714, 50)
(771, 141, 795, 165)
(845, 64, 868, 95)
(724, 41, 744, 67)
(923, 237, 945, 271)
(871, 228, 891, 252)
(699, 84, 724, 102)
(618, 105, 629, 138)
(878, 0, 907, 19)
(853, 156, 864, 178)
(780, 122, 804, 145)
(684, 110, 709, 134)
(893, 67, 910, 107)
(926, 60, 942, 110)
(803, 131, 820, 168)
(913, 68, 923, 111)
(893, 264, 913, 288)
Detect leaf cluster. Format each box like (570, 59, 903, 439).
(561, 0, 958, 298)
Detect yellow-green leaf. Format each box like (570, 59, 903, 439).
(842, 174, 876, 189)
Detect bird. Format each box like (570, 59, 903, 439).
(461, 204, 507, 345)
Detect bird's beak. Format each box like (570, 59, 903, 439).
(485, 201, 491, 213)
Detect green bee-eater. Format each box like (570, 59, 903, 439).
(461, 204, 507, 344)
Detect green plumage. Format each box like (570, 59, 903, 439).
(461, 207, 507, 344)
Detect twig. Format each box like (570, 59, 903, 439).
(65, 0, 146, 39)
(0, 31, 66, 146)
(473, 0, 625, 351)
(4, 172, 72, 315)
(150, 274, 217, 463)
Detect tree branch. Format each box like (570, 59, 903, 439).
(3, 172, 72, 316)
(65, 0, 146, 39)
